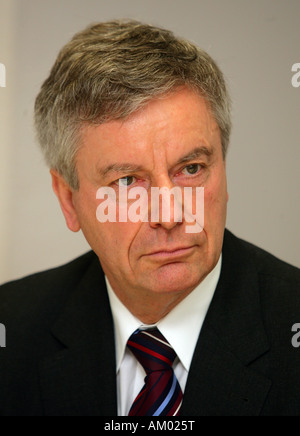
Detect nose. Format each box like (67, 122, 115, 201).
(148, 177, 183, 231)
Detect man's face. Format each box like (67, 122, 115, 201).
(68, 88, 228, 301)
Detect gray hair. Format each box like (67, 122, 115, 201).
(34, 19, 232, 190)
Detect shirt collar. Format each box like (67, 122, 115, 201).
(106, 255, 222, 373)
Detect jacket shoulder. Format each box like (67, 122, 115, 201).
(0, 251, 98, 325)
(0, 251, 102, 416)
(224, 230, 300, 353)
(224, 229, 300, 283)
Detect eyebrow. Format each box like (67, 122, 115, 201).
(99, 163, 144, 178)
(98, 146, 213, 179)
(175, 146, 214, 165)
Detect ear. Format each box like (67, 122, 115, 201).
(50, 169, 81, 232)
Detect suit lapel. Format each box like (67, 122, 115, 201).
(39, 256, 118, 416)
(181, 230, 272, 416)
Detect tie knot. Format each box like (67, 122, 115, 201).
(127, 328, 177, 374)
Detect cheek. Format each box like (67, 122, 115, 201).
(88, 220, 143, 268)
(74, 187, 143, 260)
(101, 222, 137, 247)
(95, 222, 145, 278)
(204, 174, 228, 222)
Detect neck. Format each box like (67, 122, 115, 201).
(109, 284, 197, 324)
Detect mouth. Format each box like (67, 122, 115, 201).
(145, 245, 197, 260)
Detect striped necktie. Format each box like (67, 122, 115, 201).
(127, 327, 183, 416)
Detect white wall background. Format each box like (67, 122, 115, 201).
(0, 0, 299, 284)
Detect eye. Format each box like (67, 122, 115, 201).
(182, 164, 202, 176)
(116, 176, 137, 187)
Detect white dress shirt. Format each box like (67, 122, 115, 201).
(105, 255, 222, 416)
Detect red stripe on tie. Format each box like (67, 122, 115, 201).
(130, 385, 148, 410)
(127, 340, 173, 367)
(127, 328, 183, 416)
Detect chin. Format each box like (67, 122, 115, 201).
(147, 262, 205, 295)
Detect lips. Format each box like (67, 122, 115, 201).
(145, 245, 197, 259)
(149, 246, 194, 255)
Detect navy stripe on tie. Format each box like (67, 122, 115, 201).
(127, 328, 183, 416)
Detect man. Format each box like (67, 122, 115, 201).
(0, 20, 299, 417)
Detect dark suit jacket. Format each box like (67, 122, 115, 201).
(0, 230, 300, 416)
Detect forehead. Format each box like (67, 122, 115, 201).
(79, 88, 221, 167)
